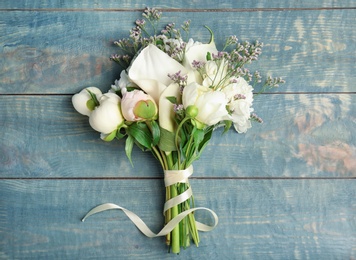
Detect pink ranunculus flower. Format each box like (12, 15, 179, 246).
(121, 90, 157, 121)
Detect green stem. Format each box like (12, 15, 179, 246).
(175, 117, 191, 169)
(170, 184, 180, 254)
(151, 146, 165, 169)
(183, 130, 196, 169)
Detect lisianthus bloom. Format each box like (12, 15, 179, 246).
(182, 82, 231, 127)
(89, 93, 124, 134)
(202, 60, 228, 88)
(224, 77, 254, 133)
(121, 89, 157, 121)
(72, 87, 102, 116)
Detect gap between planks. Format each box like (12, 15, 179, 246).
(1, 177, 355, 180)
(1, 92, 356, 96)
(1, 7, 356, 12)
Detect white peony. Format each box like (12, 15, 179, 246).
(89, 93, 124, 134)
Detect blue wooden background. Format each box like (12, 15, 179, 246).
(1, 1, 355, 259)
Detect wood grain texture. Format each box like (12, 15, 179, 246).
(1, 94, 355, 178)
(0, 1, 355, 259)
(1, 0, 355, 9)
(1, 179, 355, 259)
(1, 9, 355, 94)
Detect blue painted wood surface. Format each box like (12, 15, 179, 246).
(0, 1, 355, 259)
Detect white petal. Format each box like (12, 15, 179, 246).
(89, 101, 124, 134)
(183, 41, 218, 69)
(159, 83, 180, 132)
(128, 44, 187, 103)
(72, 87, 102, 116)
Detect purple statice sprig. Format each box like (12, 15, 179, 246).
(111, 7, 192, 68)
(250, 113, 263, 123)
(168, 70, 188, 90)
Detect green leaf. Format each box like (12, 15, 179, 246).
(148, 120, 160, 147)
(223, 120, 232, 134)
(193, 128, 205, 151)
(102, 130, 117, 142)
(125, 135, 134, 166)
(156, 39, 164, 46)
(158, 127, 177, 152)
(198, 128, 213, 152)
(206, 52, 212, 61)
(86, 89, 100, 106)
(166, 96, 177, 104)
(127, 122, 152, 149)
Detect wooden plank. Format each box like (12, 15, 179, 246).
(1, 94, 355, 178)
(1, 179, 355, 259)
(1, 0, 355, 9)
(1, 9, 355, 94)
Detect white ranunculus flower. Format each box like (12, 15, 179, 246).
(182, 82, 231, 127)
(72, 87, 102, 116)
(121, 90, 157, 121)
(89, 93, 124, 134)
(128, 44, 188, 103)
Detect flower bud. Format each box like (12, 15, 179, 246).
(89, 94, 124, 134)
(185, 105, 198, 118)
(121, 90, 157, 121)
(72, 87, 102, 116)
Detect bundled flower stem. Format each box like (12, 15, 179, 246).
(73, 7, 283, 254)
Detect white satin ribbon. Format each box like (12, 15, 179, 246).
(164, 165, 193, 186)
(81, 165, 218, 237)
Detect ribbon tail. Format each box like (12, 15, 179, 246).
(82, 203, 218, 237)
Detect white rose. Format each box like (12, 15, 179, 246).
(89, 93, 124, 134)
(182, 82, 231, 127)
(72, 87, 102, 116)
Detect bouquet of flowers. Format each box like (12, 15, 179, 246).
(73, 7, 284, 254)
